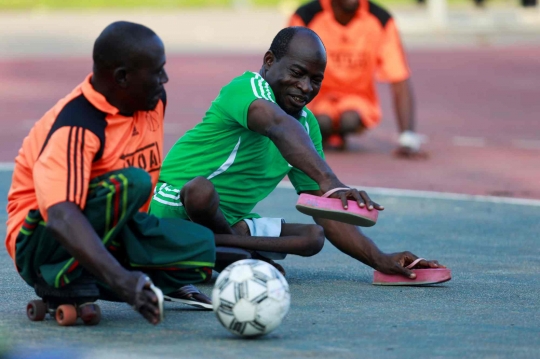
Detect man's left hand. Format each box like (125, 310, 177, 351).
(374, 251, 444, 279)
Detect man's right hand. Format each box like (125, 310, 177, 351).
(330, 187, 385, 211)
(115, 271, 162, 325)
(319, 179, 384, 211)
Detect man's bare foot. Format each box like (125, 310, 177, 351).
(164, 284, 212, 310)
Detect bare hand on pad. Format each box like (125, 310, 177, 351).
(323, 187, 384, 211)
(372, 252, 450, 286)
(376, 252, 444, 278)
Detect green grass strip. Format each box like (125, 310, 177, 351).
(0, 0, 510, 10)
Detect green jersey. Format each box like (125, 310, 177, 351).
(150, 71, 325, 225)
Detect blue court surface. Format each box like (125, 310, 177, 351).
(0, 171, 539, 359)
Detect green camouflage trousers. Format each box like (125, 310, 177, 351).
(15, 167, 215, 296)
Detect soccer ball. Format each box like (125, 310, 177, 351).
(212, 259, 290, 337)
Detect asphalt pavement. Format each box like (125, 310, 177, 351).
(0, 172, 539, 359)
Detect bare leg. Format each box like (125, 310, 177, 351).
(181, 178, 325, 270)
(180, 177, 234, 234)
(215, 223, 324, 257)
(180, 179, 325, 257)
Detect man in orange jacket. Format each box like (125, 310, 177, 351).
(289, 0, 426, 157)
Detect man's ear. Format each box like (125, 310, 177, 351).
(262, 50, 276, 71)
(113, 67, 128, 88)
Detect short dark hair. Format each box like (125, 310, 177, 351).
(269, 26, 321, 61)
(93, 21, 158, 71)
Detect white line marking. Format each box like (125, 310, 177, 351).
(0, 162, 15, 170)
(452, 136, 486, 147)
(512, 139, 540, 150)
(277, 181, 540, 207)
(0, 162, 537, 207)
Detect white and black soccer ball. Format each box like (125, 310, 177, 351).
(212, 259, 290, 337)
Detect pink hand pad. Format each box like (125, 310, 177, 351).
(373, 268, 452, 286)
(296, 193, 379, 227)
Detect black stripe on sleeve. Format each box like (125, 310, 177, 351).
(368, 1, 392, 28)
(39, 94, 108, 163)
(79, 128, 85, 205)
(66, 126, 73, 201)
(72, 126, 80, 203)
(294, 0, 323, 26)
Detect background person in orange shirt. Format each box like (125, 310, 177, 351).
(289, 0, 426, 157)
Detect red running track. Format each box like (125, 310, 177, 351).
(1, 48, 539, 198)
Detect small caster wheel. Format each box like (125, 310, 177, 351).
(80, 303, 101, 325)
(56, 304, 77, 326)
(27, 300, 47, 321)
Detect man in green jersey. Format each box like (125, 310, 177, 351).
(151, 27, 442, 278)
